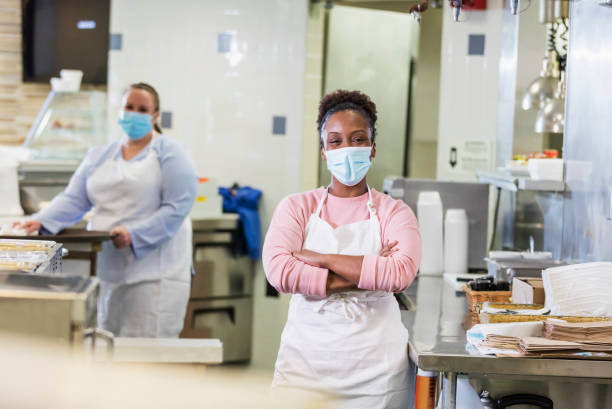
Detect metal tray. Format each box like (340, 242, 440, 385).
(0, 229, 111, 243)
(0, 241, 63, 274)
(485, 258, 567, 282)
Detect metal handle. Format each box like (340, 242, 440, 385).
(83, 327, 114, 360)
(193, 306, 236, 324)
(497, 393, 553, 409)
(453, 0, 462, 21)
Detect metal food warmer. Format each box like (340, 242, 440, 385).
(0, 272, 99, 345)
(0, 238, 104, 347)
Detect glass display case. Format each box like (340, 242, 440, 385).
(23, 90, 107, 162)
(18, 91, 107, 214)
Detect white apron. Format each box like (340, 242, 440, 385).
(273, 188, 411, 409)
(86, 143, 191, 337)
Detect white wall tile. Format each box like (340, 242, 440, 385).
(108, 0, 308, 369)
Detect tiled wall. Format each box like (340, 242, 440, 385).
(108, 0, 309, 369)
(299, 3, 325, 192)
(108, 1, 307, 226)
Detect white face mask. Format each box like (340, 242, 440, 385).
(325, 147, 372, 186)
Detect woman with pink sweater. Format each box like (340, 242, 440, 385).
(262, 90, 422, 408)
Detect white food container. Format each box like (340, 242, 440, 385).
(417, 191, 444, 276)
(444, 209, 468, 275)
(528, 159, 564, 181)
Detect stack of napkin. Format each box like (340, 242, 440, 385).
(519, 337, 582, 353)
(542, 262, 612, 317)
(482, 334, 521, 350)
(544, 320, 612, 352)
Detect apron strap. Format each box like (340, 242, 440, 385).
(312, 295, 365, 321)
(314, 188, 328, 218)
(366, 186, 377, 218)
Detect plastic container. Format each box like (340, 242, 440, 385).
(444, 208, 468, 275)
(417, 191, 443, 276)
(414, 368, 437, 409)
(527, 158, 563, 181)
(49, 69, 83, 92)
(60, 69, 83, 91)
(50, 77, 77, 92)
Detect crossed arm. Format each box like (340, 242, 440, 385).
(262, 195, 421, 298)
(293, 242, 398, 294)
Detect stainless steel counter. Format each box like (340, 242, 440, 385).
(401, 277, 612, 408)
(0, 272, 99, 344)
(191, 214, 239, 231)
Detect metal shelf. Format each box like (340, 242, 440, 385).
(477, 171, 565, 192)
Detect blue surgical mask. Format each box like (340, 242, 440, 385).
(325, 147, 373, 186)
(118, 111, 153, 140)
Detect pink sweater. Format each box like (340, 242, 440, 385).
(262, 187, 421, 297)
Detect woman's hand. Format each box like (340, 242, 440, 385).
(294, 241, 398, 270)
(110, 226, 132, 249)
(12, 220, 41, 234)
(380, 240, 399, 257)
(327, 273, 358, 294)
(292, 249, 328, 268)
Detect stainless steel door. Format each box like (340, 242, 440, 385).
(192, 246, 254, 298)
(181, 297, 253, 363)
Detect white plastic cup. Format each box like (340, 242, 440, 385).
(50, 77, 70, 92)
(444, 209, 468, 275)
(417, 191, 444, 276)
(59, 69, 83, 91)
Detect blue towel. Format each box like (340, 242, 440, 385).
(219, 186, 262, 260)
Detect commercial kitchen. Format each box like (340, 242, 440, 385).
(0, 0, 610, 408)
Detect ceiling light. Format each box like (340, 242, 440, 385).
(535, 70, 566, 133)
(521, 51, 559, 110)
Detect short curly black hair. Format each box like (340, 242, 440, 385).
(317, 89, 378, 148)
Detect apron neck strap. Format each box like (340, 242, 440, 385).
(316, 186, 376, 218)
(315, 188, 328, 218)
(366, 187, 376, 217)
